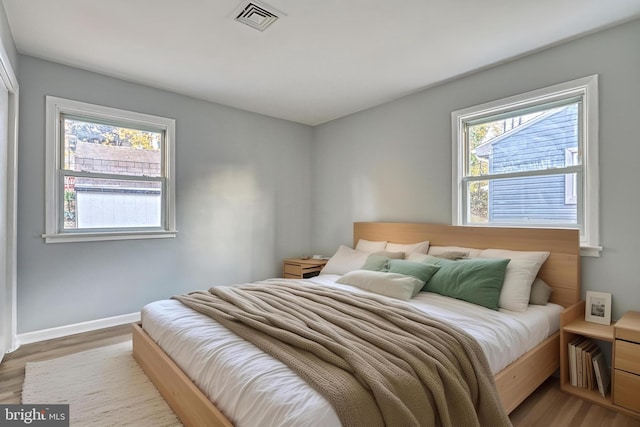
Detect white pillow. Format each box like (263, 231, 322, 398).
(373, 250, 405, 259)
(385, 240, 429, 255)
(355, 239, 387, 253)
(409, 251, 466, 261)
(480, 248, 550, 312)
(428, 245, 482, 258)
(336, 270, 424, 301)
(321, 245, 369, 275)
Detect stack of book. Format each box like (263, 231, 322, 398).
(568, 337, 610, 397)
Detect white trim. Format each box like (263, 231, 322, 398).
(581, 75, 600, 256)
(564, 148, 578, 205)
(6, 82, 18, 353)
(451, 75, 600, 256)
(44, 96, 177, 243)
(15, 312, 141, 347)
(43, 230, 177, 243)
(580, 245, 603, 258)
(0, 33, 19, 357)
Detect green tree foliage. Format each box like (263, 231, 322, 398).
(64, 119, 159, 150)
(467, 124, 491, 221)
(116, 127, 155, 149)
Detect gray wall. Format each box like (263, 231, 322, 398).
(17, 56, 314, 333)
(0, 3, 17, 72)
(312, 19, 640, 319)
(14, 18, 640, 333)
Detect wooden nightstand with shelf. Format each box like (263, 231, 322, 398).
(560, 303, 640, 418)
(613, 311, 640, 414)
(282, 258, 327, 279)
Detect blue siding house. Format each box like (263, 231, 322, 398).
(475, 104, 578, 224)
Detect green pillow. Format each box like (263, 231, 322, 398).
(387, 259, 441, 284)
(361, 255, 391, 271)
(424, 258, 510, 310)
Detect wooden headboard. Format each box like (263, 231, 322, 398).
(353, 222, 581, 308)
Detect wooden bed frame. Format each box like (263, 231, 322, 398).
(132, 222, 581, 426)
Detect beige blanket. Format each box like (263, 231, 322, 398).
(174, 280, 512, 427)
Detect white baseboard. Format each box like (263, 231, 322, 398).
(16, 312, 141, 347)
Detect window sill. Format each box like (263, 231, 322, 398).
(580, 244, 602, 257)
(42, 230, 177, 244)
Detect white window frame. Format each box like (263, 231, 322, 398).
(564, 147, 578, 205)
(451, 75, 601, 257)
(44, 96, 177, 243)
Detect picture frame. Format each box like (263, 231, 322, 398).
(585, 291, 612, 325)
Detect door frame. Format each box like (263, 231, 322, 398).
(0, 38, 19, 356)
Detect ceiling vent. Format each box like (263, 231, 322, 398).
(234, 0, 284, 32)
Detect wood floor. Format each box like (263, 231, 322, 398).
(1, 325, 639, 426)
(0, 324, 131, 404)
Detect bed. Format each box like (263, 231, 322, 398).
(132, 222, 581, 426)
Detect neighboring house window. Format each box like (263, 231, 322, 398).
(451, 75, 600, 256)
(44, 96, 177, 243)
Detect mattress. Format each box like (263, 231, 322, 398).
(141, 274, 563, 427)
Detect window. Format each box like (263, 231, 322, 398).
(451, 75, 600, 256)
(44, 97, 176, 243)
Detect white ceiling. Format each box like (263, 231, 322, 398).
(3, 0, 640, 125)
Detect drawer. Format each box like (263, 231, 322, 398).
(616, 313, 640, 343)
(614, 369, 640, 413)
(617, 328, 640, 343)
(283, 273, 300, 279)
(615, 340, 640, 375)
(283, 263, 302, 276)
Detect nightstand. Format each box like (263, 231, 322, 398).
(613, 311, 640, 414)
(282, 258, 327, 279)
(560, 304, 640, 418)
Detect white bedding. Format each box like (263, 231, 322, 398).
(141, 274, 563, 427)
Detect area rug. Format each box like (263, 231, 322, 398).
(22, 341, 182, 426)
